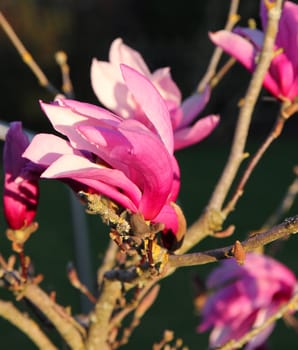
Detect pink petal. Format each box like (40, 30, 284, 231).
(276, 2, 298, 69)
(120, 64, 174, 153)
(41, 154, 140, 211)
(78, 120, 175, 219)
(209, 30, 256, 72)
(151, 67, 181, 106)
(40, 101, 119, 156)
(174, 115, 219, 150)
(91, 59, 136, 117)
(109, 38, 151, 76)
(153, 203, 179, 232)
(23, 133, 79, 166)
(179, 86, 211, 128)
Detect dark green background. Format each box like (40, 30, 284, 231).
(0, 0, 298, 349)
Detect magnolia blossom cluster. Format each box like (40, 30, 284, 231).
(3, 41, 218, 247)
(2, 1, 298, 346)
(198, 253, 297, 349)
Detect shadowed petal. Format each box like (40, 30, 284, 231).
(41, 154, 141, 211)
(179, 87, 211, 128)
(174, 115, 220, 150)
(78, 120, 175, 219)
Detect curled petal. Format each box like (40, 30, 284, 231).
(174, 115, 219, 151)
(109, 37, 151, 76)
(78, 120, 175, 219)
(151, 67, 181, 106)
(209, 30, 256, 72)
(91, 60, 135, 117)
(41, 154, 140, 211)
(120, 64, 174, 153)
(23, 133, 80, 167)
(179, 86, 211, 128)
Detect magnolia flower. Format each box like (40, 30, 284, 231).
(91, 37, 219, 150)
(197, 253, 297, 349)
(23, 65, 181, 242)
(210, 1, 298, 102)
(3, 122, 39, 230)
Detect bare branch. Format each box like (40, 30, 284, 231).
(223, 109, 287, 216)
(0, 300, 58, 350)
(86, 280, 122, 350)
(22, 284, 86, 350)
(197, 0, 240, 92)
(0, 11, 59, 95)
(169, 214, 298, 268)
(181, 0, 284, 251)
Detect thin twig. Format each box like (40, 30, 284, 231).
(208, 0, 283, 211)
(97, 239, 119, 288)
(0, 11, 59, 95)
(217, 292, 298, 350)
(181, 0, 284, 252)
(169, 214, 298, 268)
(223, 111, 287, 216)
(0, 300, 58, 350)
(55, 51, 75, 98)
(210, 57, 236, 88)
(263, 165, 298, 229)
(197, 0, 240, 92)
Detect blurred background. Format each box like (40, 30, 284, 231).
(0, 0, 298, 349)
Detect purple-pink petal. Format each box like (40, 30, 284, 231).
(179, 86, 211, 129)
(209, 31, 256, 72)
(78, 120, 175, 219)
(174, 114, 219, 151)
(120, 64, 174, 154)
(41, 154, 141, 211)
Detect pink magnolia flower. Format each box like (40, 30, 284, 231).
(23, 65, 181, 241)
(210, 1, 298, 102)
(91, 37, 219, 150)
(197, 253, 297, 349)
(3, 122, 39, 230)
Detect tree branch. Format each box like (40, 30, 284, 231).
(86, 280, 122, 350)
(181, 0, 284, 251)
(197, 0, 240, 92)
(22, 284, 86, 350)
(168, 214, 298, 268)
(0, 300, 58, 350)
(0, 11, 59, 95)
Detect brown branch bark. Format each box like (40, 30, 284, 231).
(197, 0, 240, 92)
(181, 0, 284, 251)
(86, 280, 122, 350)
(169, 214, 298, 268)
(0, 300, 58, 350)
(22, 284, 86, 350)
